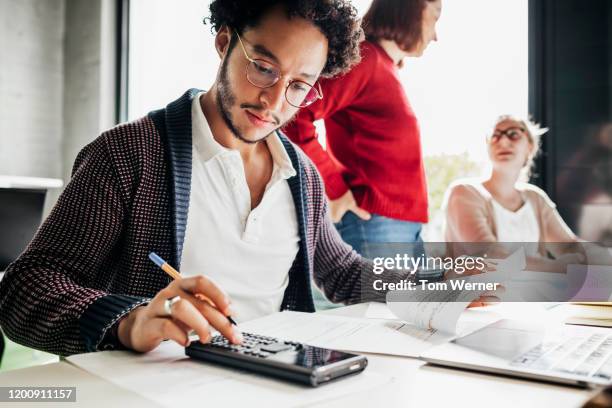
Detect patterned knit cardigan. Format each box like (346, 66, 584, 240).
(0, 89, 408, 356)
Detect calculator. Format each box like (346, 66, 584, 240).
(185, 332, 368, 386)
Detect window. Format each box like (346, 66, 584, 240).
(128, 0, 217, 120)
(354, 0, 528, 239)
(398, 0, 529, 238)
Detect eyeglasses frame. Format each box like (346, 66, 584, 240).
(489, 126, 528, 143)
(234, 30, 323, 108)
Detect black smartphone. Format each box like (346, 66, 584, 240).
(185, 332, 367, 387)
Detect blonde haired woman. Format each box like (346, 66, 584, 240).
(444, 115, 583, 271)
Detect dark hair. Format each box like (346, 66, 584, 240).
(205, 0, 362, 78)
(362, 0, 433, 52)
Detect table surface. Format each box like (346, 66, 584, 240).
(0, 303, 599, 408)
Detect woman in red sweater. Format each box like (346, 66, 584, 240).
(284, 0, 441, 264)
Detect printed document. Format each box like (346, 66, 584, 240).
(239, 311, 453, 357)
(386, 248, 526, 334)
(67, 340, 392, 408)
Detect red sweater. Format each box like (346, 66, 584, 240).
(284, 41, 428, 223)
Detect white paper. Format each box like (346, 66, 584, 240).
(387, 291, 475, 334)
(386, 248, 526, 334)
(67, 340, 392, 408)
(239, 311, 453, 357)
(366, 302, 496, 336)
(365, 302, 398, 320)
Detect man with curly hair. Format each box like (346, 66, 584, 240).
(0, 0, 421, 356)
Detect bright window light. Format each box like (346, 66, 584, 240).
(128, 0, 528, 239)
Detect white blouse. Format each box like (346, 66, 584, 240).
(491, 197, 540, 256)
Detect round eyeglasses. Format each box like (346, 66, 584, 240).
(489, 127, 527, 143)
(235, 31, 323, 108)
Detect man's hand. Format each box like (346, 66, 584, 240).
(117, 276, 241, 353)
(548, 253, 586, 273)
(443, 261, 504, 308)
(467, 293, 502, 308)
(329, 190, 371, 223)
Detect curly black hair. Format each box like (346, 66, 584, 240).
(204, 0, 363, 78)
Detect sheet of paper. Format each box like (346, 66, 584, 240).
(387, 289, 476, 333)
(365, 302, 398, 320)
(367, 301, 494, 337)
(385, 248, 526, 334)
(67, 340, 392, 408)
(239, 311, 453, 357)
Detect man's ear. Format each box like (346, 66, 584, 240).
(215, 26, 232, 59)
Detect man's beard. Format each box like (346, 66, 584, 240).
(216, 56, 280, 145)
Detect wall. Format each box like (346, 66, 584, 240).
(0, 0, 65, 179)
(0, 0, 117, 213)
(63, 0, 116, 181)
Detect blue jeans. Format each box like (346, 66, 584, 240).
(335, 212, 424, 259)
(313, 212, 424, 310)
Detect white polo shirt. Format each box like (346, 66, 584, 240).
(180, 93, 299, 322)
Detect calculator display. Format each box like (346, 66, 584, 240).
(202, 333, 356, 367)
(265, 344, 356, 368)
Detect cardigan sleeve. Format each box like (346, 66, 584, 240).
(0, 138, 149, 356)
(304, 160, 433, 304)
(445, 183, 497, 243)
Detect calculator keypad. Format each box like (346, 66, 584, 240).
(205, 332, 299, 358)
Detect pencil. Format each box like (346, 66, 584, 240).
(148, 252, 237, 325)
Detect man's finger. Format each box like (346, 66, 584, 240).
(174, 319, 192, 335)
(179, 276, 231, 317)
(172, 287, 239, 344)
(461, 267, 485, 276)
(480, 286, 506, 298)
(468, 295, 501, 308)
(200, 301, 242, 345)
(153, 317, 190, 347)
(477, 295, 500, 303)
(160, 296, 212, 343)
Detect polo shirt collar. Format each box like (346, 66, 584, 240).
(192, 92, 296, 180)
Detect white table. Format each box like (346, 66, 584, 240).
(0, 303, 600, 408)
(319, 303, 596, 408)
(0, 361, 159, 407)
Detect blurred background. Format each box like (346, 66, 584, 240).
(0, 0, 611, 370)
